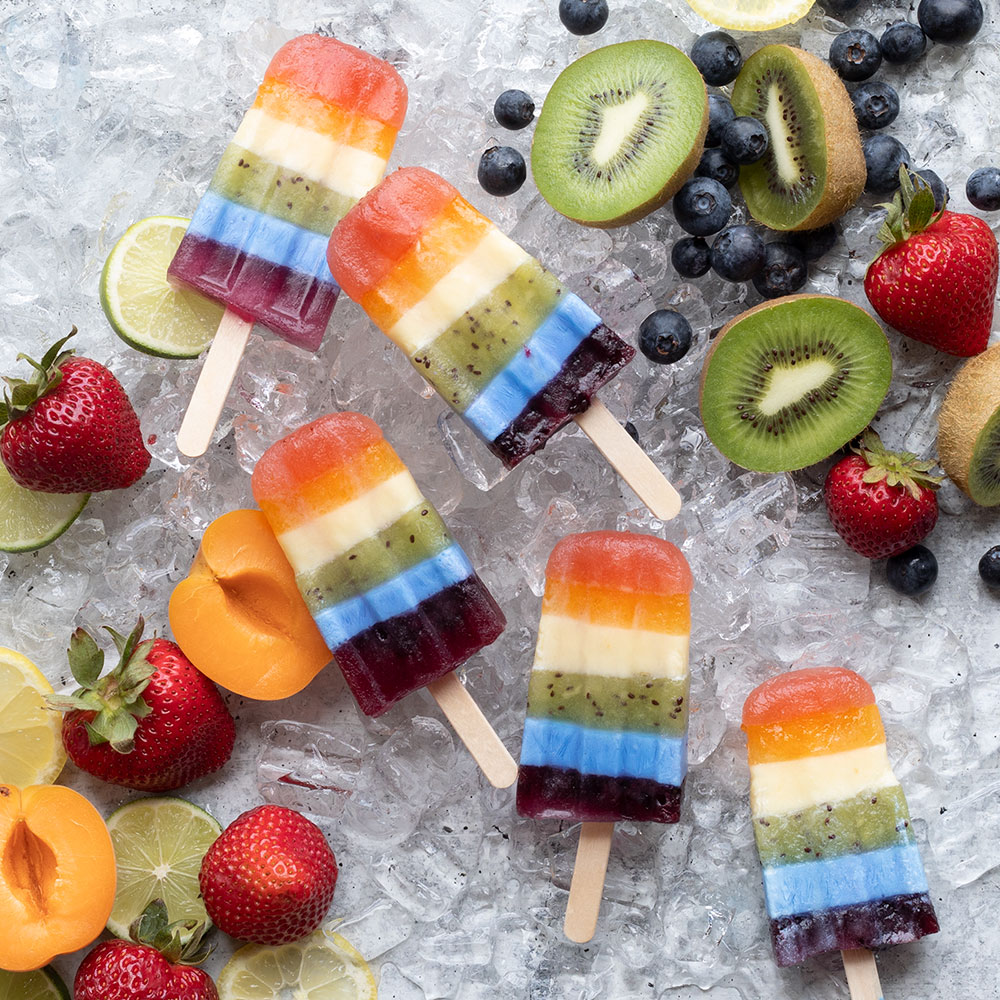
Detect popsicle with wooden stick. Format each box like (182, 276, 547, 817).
(168, 34, 408, 457)
(251, 411, 516, 788)
(515, 530, 693, 941)
(326, 167, 681, 521)
(741, 667, 939, 996)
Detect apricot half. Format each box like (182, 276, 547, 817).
(0, 783, 116, 971)
(169, 509, 332, 700)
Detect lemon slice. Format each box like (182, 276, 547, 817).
(105, 796, 222, 938)
(682, 0, 815, 31)
(0, 648, 66, 787)
(0, 461, 88, 554)
(217, 930, 377, 1000)
(0, 967, 69, 1000)
(100, 215, 224, 358)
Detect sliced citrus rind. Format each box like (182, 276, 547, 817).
(682, 0, 815, 31)
(0, 966, 71, 1000)
(0, 461, 89, 554)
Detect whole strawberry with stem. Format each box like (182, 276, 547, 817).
(199, 804, 338, 945)
(824, 429, 942, 560)
(48, 616, 235, 792)
(0, 327, 150, 492)
(75, 899, 218, 1000)
(864, 167, 998, 357)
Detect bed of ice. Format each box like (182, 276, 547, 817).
(2, 0, 999, 996)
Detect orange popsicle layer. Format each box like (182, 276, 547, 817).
(745, 703, 885, 765)
(742, 666, 877, 728)
(328, 166, 460, 300)
(254, 79, 399, 160)
(542, 581, 690, 633)
(358, 196, 493, 331)
(265, 34, 408, 128)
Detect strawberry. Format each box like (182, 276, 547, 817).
(0, 327, 150, 493)
(199, 804, 338, 945)
(864, 168, 998, 357)
(48, 617, 235, 792)
(75, 899, 218, 1000)
(824, 429, 941, 560)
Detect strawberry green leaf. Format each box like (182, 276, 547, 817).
(908, 186, 936, 233)
(68, 629, 105, 689)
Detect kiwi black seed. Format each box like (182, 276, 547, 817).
(531, 40, 708, 227)
(731, 45, 865, 231)
(699, 294, 892, 473)
(938, 344, 1000, 506)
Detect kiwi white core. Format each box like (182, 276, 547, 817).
(591, 94, 651, 165)
(764, 85, 799, 185)
(758, 358, 837, 416)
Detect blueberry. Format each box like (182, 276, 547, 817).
(966, 167, 1000, 211)
(886, 544, 938, 596)
(753, 243, 808, 298)
(979, 546, 1000, 587)
(917, 0, 983, 43)
(558, 0, 609, 35)
(638, 310, 693, 365)
(787, 224, 838, 261)
(916, 168, 949, 211)
(881, 21, 928, 63)
(624, 421, 640, 444)
(672, 177, 733, 237)
(690, 31, 743, 86)
(863, 135, 911, 194)
(818, 0, 863, 13)
(711, 226, 766, 282)
(477, 146, 526, 196)
(671, 237, 713, 278)
(720, 116, 769, 165)
(851, 81, 900, 130)
(695, 147, 740, 188)
(830, 29, 882, 81)
(705, 94, 736, 148)
(493, 89, 535, 130)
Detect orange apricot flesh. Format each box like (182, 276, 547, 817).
(0, 783, 116, 972)
(169, 509, 331, 700)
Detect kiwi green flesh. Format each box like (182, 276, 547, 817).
(968, 405, 1000, 505)
(532, 40, 707, 226)
(700, 297, 892, 473)
(732, 49, 828, 231)
(754, 784, 914, 867)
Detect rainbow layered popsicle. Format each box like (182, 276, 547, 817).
(168, 35, 407, 351)
(516, 531, 693, 823)
(327, 167, 635, 467)
(251, 412, 506, 716)
(742, 667, 939, 967)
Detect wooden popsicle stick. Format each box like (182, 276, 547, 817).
(564, 821, 614, 943)
(426, 672, 518, 789)
(842, 949, 884, 1000)
(176, 309, 254, 458)
(573, 398, 682, 522)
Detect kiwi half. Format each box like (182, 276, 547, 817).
(699, 295, 892, 473)
(531, 40, 708, 228)
(731, 45, 865, 231)
(938, 344, 1000, 506)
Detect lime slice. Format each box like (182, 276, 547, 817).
(0, 647, 67, 787)
(218, 930, 377, 1000)
(0, 461, 88, 553)
(100, 215, 224, 358)
(682, 0, 815, 30)
(105, 796, 222, 938)
(0, 968, 69, 1000)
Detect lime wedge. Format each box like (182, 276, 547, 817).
(0, 647, 67, 787)
(682, 0, 814, 30)
(100, 215, 224, 358)
(0, 461, 88, 553)
(0, 967, 69, 1000)
(105, 796, 222, 938)
(217, 930, 377, 1000)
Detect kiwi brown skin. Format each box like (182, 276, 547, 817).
(735, 45, 866, 232)
(938, 343, 1000, 505)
